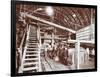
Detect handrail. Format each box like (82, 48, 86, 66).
(19, 25, 28, 49)
(37, 25, 42, 72)
(18, 25, 29, 73)
(18, 25, 29, 64)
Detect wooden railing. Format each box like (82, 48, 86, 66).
(17, 25, 29, 68)
(37, 25, 42, 72)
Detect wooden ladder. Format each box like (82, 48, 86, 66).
(19, 25, 41, 73)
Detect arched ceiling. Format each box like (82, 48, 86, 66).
(16, 4, 95, 31)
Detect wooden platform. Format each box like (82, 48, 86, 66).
(41, 57, 72, 71)
(79, 58, 95, 69)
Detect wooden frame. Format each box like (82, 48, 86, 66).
(11, 0, 97, 76)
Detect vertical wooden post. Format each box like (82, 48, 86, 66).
(51, 32, 54, 47)
(17, 48, 22, 73)
(85, 48, 90, 62)
(68, 32, 71, 40)
(75, 40, 80, 69)
(72, 50, 75, 69)
(37, 24, 42, 72)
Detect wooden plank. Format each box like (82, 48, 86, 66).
(41, 57, 71, 71)
(23, 62, 38, 66)
(23, 67, 38, 71)
(45, 58, 71, 71)
(25, 13, 76, 33)
(41, 57, 52, 71)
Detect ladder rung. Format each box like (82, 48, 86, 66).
(28, 41, 37, 42)
(26, 49, 38, 51)
(28, 44, 38, 45)
(27, 44, 37, 46)
(28, 39, 37, 41)
(29, 35, 36, 36)
(27, 47, 38, 49)
(23, 62, 38, 66)
(27, 42, 38, 44)
(29, 33, 37, 34)
(26, 51, 38, 53)
(24, 58, 38, 61)
(29, 39, 37, 40)
(29, 36, 37, 39)
(28, 41, 37, 43)
(23, 66, 38, 71)
(25, 54, 38, 57)
(29, 36, 37, 38)
(29, 33, 36, 36)
(27, 48, 38, 49)
(29, 37, 36, 38)
(26, 52, 38, 55)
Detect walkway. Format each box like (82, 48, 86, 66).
(41, 57, 72, 71)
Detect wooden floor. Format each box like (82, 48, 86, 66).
(79, 58, 95, 69)
(41, 56, 95, 71)
(41, 57, 72, 72)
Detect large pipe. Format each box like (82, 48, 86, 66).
(24, 13, 76, 33)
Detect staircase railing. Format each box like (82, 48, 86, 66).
(37, 25, 42, 72)
(17, 24, 29, 71)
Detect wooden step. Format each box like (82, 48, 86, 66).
(28, 40, 37, 41)
(29, 34, 37, 35)
(29, 34, 36, 35)
(25, 56, 37, 59)
(28, 38, 37, 40)
(26, 51, 38, 53)
(27, 46, 38, 48)
(28, 42, 37, 44)
(28, 39, 37, 41)
(29, 35, 37, 37)
(27, 45, 38, 47)
(27, 42, 38, 44)
(28, 44, 38, 46)
(28, 41, 37, 43)
(24, 57, 38, 60)
(29, 36, 36, 38)
(29, 35, 36, 36)
(29, 37, 36, 38)
(27, 44, 37, 46)
(29, 32, 37, 34)
(28, 39, 37, 40)
(25, 54, 38, 57)
(24, 59, 38, 63)
(28, 40, 37, 42)
(30, 31, 36, 32)
(29, 40, 37, 41)
(27, 48, 38, 50)
(27, 43, 38, 46)
(30, 32, 36, 33)
(27, 48, 38, 49)
(24, 65, 36, 68)
(23, 62, 38, 66)
(29, 35, 36, 37)
(23, 66, 38, 71)
(26, 52, 38, 55)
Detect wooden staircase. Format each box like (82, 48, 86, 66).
(19, 25, 41, 73)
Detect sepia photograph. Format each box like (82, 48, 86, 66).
(11, 0, 97, 76)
